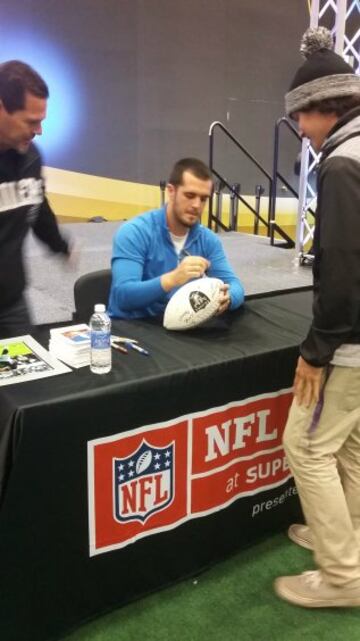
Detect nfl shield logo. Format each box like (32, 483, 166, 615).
(114, 440, 174, 523)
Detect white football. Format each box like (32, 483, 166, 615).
(163, 277, 223, 331)
(136, 450, 153, 474)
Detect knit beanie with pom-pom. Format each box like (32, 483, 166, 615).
(285, 26, 360, 117)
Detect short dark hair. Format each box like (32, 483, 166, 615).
(0, 60, 49, 113)
(300, 94, 360, 118)
(168, 158, 212, 186)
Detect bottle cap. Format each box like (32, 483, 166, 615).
(94, 303, 106, 312)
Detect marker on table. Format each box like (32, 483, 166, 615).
(125, 342, 150, 356)
(111, 335, 138, 344)
(111, 341, 128, 354)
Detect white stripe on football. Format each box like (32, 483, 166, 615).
(163, 277, 223, 331)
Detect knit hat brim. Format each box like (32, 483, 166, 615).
(285, 73, 360, 116)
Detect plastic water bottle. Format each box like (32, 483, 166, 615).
(90, 303, 112, 374)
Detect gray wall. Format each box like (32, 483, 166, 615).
(1, 1, 308, 191)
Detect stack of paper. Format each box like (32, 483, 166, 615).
(49, 324, 91, 368)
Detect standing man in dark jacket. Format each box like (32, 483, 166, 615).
(274, 27, 360, 607)
(0, 60, 72, 338)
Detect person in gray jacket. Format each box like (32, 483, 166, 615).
(274, 27, 360, 608)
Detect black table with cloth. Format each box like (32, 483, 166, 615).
(0, 291, 312, 641)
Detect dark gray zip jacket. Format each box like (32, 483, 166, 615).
(301, 106, 360, 367)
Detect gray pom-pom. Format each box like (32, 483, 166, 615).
(300, 27, 333, 59)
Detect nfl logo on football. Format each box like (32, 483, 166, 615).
(113, 440, 174, 523)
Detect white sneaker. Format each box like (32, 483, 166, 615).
(274, 570, 360, 608)
(288, 523, 313, 550)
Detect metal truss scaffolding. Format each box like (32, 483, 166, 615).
(296, 0, 360, 263)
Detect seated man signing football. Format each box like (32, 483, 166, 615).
(108, 158, 244, 320)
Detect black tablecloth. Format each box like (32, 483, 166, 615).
(0, 291, 312, 641)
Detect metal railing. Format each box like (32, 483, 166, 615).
(208, 121, 294, 247)
(270, 117, 316, 246)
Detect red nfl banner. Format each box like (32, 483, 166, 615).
(191, 391, 292, 514)
(88, 388, 293, 555)
(88, 418, 189, 555)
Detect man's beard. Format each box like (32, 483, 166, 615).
(173, 205, 199, 228)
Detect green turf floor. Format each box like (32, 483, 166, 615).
(63, 532, 360, 641)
